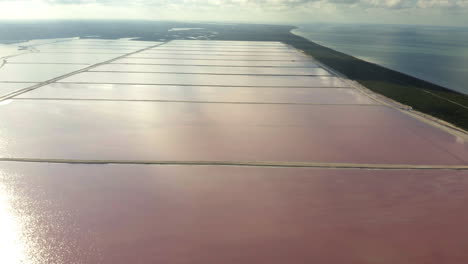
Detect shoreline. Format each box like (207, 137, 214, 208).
(291, 26, 468, 96)
(278, 27, 468, 131)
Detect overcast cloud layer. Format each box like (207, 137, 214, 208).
(0, 0, 466, 26)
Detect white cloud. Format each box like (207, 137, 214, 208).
(0, 0, 466, 25)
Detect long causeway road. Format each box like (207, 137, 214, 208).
(1, 39, 468, 263)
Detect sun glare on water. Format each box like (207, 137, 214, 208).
(0, 181, 34, 264)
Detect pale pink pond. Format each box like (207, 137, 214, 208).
(1, 163, 467, 264)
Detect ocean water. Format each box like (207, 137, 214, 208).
(293, 24, 468, 95)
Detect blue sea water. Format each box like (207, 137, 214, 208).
(293, 24, 468, 95)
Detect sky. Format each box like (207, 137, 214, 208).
(0, 0, 467, 26)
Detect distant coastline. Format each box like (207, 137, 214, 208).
(292, 24, 468, 96)
(290, 27, 463, 95)
(282, 27, 468, 131)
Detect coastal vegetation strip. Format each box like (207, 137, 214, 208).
(281, 31, 468, 131)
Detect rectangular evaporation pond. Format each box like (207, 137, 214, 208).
(0, 64, 86, 82)
(18, 83, 374, 105)
(166, 41, 285, 46)
(167, 41, 284, 45)
(3, 162, 466, 264)
(146, 49, 300, 54)
(7, 53, 123, 64)
(38, 43, 154, 49)
(0, 45, 24, 58)
(38, 44, 156, 51)
(161, 44, 289, 49)
(113, 58, 318, 67)
(61, 72, 346, 87)
(139, 50, 306, 57)
(63, 40, 160, 46)
(35, 40, 158, 48)
(79, 39, 159, 44)
(92, 64, 330, 76)
(36, 48, 135, 54)
(126, 54, 309, 61)
(169, 40, 285, 45)
(1, 100, 467, 165)
(150, 47, 294, 52)
(0, 83, 35, 97)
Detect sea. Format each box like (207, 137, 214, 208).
(293, 24, 468, 95)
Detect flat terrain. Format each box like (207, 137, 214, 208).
(1, 38, 468, 264)
(2, 21, 468, 130)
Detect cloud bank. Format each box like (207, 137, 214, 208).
(0, 0, 467, 26)
(38, 0, 468, 9)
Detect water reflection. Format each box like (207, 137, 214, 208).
(0, 181, 33, 264)
(0, 99, 12, 105)
(0, 171, 81, 264)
